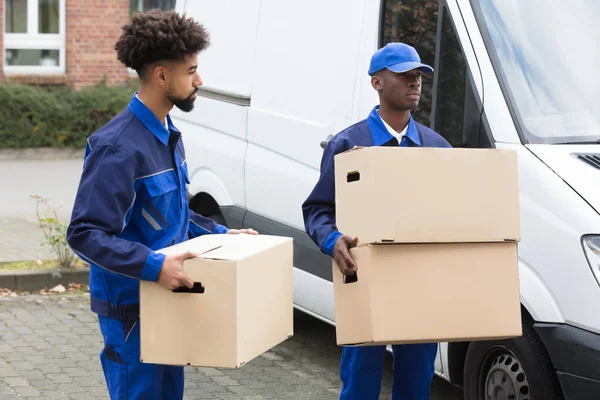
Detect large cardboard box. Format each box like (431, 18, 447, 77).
(332, 147, 522, 346)
(333, 242, 521, 346)
(139, 234, 294, 368)
(334, 147, 520, 244)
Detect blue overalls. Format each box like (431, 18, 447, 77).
(67, 94, 228, 400)
(302, 106, 451, 400)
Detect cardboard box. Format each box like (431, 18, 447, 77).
(334, 147, 520, 244)
(332, 147, 522, 345)
(333, 242, 522, 346)
(139, 234, 294, 368)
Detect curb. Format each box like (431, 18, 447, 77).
(0, 148, 85, 161)
(0, 269, 89, 292)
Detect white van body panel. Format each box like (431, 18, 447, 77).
(293, 269, 335, 325)
(244, 0, 368, 231)
(244, 143, 319, 229)
(497, 142, 600, 333)
(528, 144, 600, 216)
(179, 0, 261, 97)
(173, 98, 248, 208)
(518, 259, 564, 323)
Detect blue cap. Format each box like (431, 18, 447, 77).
(368, 43, 433, 76)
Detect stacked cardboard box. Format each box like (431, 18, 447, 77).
(332, 147, 522, 346)
(139, 233, 294, 367)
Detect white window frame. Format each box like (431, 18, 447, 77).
(3, 0, 66, 75)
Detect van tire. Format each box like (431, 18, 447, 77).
(463, 314, 564, 400)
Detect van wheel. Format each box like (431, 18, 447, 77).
(463, 315, 564, 400)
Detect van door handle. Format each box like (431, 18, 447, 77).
(320, 134, 333, 149)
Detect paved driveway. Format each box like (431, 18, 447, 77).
(0, 293, 464, 399)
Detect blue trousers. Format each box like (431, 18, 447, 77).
(98, 315, 184, 400)
(340, 343, 437, 400)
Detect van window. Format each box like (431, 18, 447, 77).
(130, 0, 176, 16)
(432, 7, 492, 148)
(380, 0, 439, 127)
(472, 0, 599, 145)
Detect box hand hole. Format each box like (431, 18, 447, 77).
(347, 171, 360, 183)
(172, 282, 205, 293)
(343, 273, 358, 284)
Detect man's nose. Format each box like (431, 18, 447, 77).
(194, 73, 203, 87)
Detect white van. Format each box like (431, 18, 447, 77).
(172, 0, 600, 398)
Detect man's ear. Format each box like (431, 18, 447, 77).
(152, 65, 169, 88)
(371, 74, 383, 92)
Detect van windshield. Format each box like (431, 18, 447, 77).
(473, 0, 600, 144)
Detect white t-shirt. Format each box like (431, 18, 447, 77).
(378, 111, 408, 144)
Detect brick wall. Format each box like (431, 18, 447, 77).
(66, 0, 130, 89)
(0, 0, 134, 88)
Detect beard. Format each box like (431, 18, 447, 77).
(168, 87, 199, 112)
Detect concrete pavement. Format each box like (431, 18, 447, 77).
(0, 158, 83, 262)
(0, 293, 464, 400)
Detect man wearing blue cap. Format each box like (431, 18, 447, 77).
(302, 43, 451, 399)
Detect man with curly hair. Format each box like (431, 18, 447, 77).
(67, 9, 256, 400)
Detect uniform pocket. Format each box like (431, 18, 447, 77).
(103, 343, 125, 364)
(98, 316, 128, 399)
(141, 171, 179, 230)
(144, 171, 178, 197)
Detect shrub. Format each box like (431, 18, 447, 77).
(0, 82, 137, 149)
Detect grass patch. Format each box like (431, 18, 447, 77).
(0, 259, 88, 271)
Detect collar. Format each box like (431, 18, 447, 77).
(128, 92, 180, 146)
(367, 105, 421, 147)
(379, 112, 408, 143)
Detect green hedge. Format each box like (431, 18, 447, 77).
(0, 83, 137, 149)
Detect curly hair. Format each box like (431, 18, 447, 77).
(115, 9, 210, 75)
